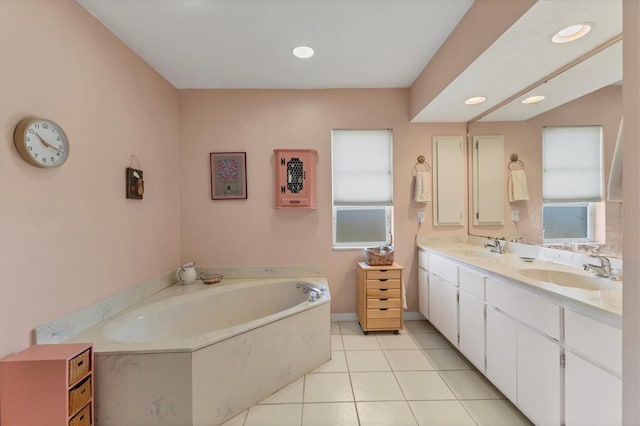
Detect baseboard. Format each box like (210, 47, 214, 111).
(330, 312, 426, 322)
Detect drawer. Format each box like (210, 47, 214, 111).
(459, 266, 485, 300)
(366, 279, 401, 289)
(69, 404, 91, 426)
(69, 349, 91, 385)
(367, 288, 401, 299)
(429, 255, 458, 284)
(366, 269, 401, 280)
(367, 298, 402, 309)
(69, 376, 92, 416)
(486, 278, 560, 340)
(367, 308, 401, 319)
(565, 309, 621, 374)
(367, 318, 401, 330)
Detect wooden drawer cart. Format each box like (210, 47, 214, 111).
(357, 262, 404, 334)
(0, 343, 94, 426)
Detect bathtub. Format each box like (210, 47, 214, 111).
(66, 277, 331, 426)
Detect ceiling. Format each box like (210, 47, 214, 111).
(75, 0, 473, 89)
(75, 0, 622, 123)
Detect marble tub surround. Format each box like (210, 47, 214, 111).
(66, 277, 330, 354)
(196, 263, 327, 279)
(35, 269, 176, 344)
(417, 236, 622, 322)
(63, 272, 330, 426)
(36, 264, 325, 345)
(95, 304, 330, 426)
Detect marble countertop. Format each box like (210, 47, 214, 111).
(417, 237, 622, 326)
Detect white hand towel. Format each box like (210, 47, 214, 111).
(508, 169, 529, 202)
(414, 171, 431, 203)
(402, 280, 407, 310)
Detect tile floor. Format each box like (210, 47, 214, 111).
(222, 320, 532, 426)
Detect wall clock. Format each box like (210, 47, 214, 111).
(13, 117, 69, 168)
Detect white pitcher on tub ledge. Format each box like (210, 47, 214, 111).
(176, 262, 197, 285)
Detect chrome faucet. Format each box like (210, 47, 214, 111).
(296, 283, 326, 302)
(484, 238, 505, 254)
(583, 255, 612, 278)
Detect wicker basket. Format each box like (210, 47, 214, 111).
(364, 246, 394, 266)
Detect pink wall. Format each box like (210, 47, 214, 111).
(0, 1, 180, 358)
(178, 89, 467, 313)
(469, 85, 622, 257)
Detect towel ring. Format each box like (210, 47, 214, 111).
(413, 155, 431, 174)
(508, 153, 525, 171)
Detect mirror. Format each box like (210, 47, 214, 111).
(467, 41, 623, 258)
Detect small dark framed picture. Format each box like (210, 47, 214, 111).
(210, 152, 247, 200)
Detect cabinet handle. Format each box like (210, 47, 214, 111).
(380, 269, 388, 272)
(378, 278, 388, 282)
(380, 298, 388, 301)
(379, 288, 388, 292)
(77, 360, 84, 367)
(379, 308, 388, 311)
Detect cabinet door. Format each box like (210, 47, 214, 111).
(517, 325, 561, 426)
(274, 150, 317, 208)
(432, 136, 464, 226)
(472, 135, 504, 225)
(459, 290, 485, 372)
(428, 273, 458, 345)
(565, 351, 621, 426)
(418, 267, 429, 319)
(486, 307, 517, 402)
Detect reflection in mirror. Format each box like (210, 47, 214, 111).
(607, 117, 623, 202)
(467, 42, 622, 258)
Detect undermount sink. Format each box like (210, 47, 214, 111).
(448, 249, 499, 258)
(518, 268, 621, 291)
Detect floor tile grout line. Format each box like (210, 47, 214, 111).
(346, 353, 363, 426)
(388, 368, 422, 425)
(241, 322, 519, 426)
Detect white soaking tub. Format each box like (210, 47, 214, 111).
(66, 277, 331, 426)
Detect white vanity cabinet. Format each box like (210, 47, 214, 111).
(563, 310, 621, 426)
(427, 254, 459, 345)
(418, 247, 621, 426)
(564, 352, 620, 426)
(486, 306, 517, 402)
(486, 277, 562, 426)
(458, 267, 485, 372)
(517, 324, 562, 426)
(418, 250, 429, 319)
(428, 272, 458, 345)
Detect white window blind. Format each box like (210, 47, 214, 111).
(332, 129, 393, 206)
(542, 126, 603, 202)
(332, 129, 393, 248)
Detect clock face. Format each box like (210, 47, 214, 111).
(14, 118, 69, 168)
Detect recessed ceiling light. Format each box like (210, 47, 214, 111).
(552, 23, 593, 44)
(521, 95, 546, 104)
(464, 96, 486, 105)
(292, 45, 314, 59)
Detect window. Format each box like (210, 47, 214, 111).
(332, 129, 393, 248)
(542, 203, 594, 243)
(542, 126, 602, 243)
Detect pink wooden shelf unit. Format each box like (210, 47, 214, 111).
(0, 343, 94, 426)
(274, 149, 318, 208)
